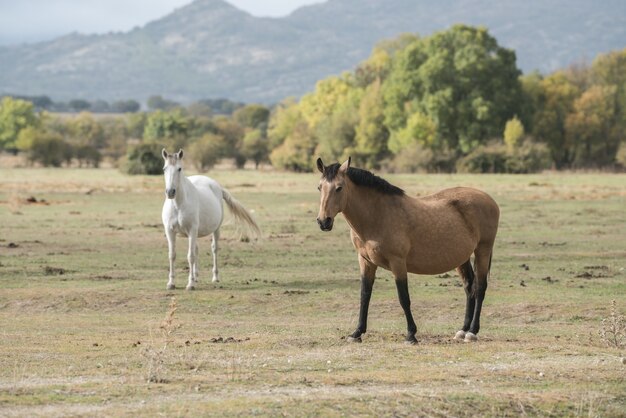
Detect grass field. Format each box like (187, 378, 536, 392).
(0, 167, 625, 417)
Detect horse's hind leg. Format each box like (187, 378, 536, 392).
(464, 247, 492, 342)
(454, 259, 475, 341)
(211, 229, 220, 283)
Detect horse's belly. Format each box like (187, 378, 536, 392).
(407, 243, 474, 275)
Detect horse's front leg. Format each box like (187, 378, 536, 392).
(391, 261, 418, 344)
(186, 229, 198, 290)
(211, 229, 220, 283)
(348, 255, 377, 343)
(165, 228, 176, 290)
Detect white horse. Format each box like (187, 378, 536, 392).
(161, 149, 260, 290)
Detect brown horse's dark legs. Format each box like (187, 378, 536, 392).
(350, 276, 375, 340)
(467, 251, 492, 337)
(457, 260, 476, 332)
(395, 278, 418, 344)
(469, 283, 487, 334)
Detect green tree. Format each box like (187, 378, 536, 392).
(27, 132, 72, 167)
(267, 99, 303, 150)
(241, 129, 269, 169)
(353, 79, 389, 167)
(213, 116, 246, 167)
(566, 85, 621, 167)
(233, 104, 270, 130)
(0, 97, 40, 152)
(188, 133, 227, 171)
(143, 110, 188, 150)
(147, 95, 179, 111)
(67, 112, 105, 148)
(383, 25, 523, 154)
(532, 72, 580, 168)
(270, 122, 316, 171)
(388, 111, 437, 154)
(69, 99, 91, 112)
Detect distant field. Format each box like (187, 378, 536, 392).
(0, 168, 625, 417)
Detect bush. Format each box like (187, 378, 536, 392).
(456, 142, 508, 173)
(122, 143, 164, 175)
(187, 134, 226, 171)
(75, 145, 102, 168)
(28, 133, 72, 167)
(456, 140, 551, 173)
(505, 140, 551, 173)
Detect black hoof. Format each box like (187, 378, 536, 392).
(347, 336, 362, 343)
(166, 284, 175, 290)
(404, 335, 418, 345)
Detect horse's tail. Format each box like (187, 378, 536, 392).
(221, 187, 261, 240)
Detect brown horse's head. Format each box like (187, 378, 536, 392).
(316, 157, 351, 231)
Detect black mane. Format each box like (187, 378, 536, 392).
(323, 163, 404, 196)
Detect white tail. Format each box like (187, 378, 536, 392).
(221, 187, 261, 240)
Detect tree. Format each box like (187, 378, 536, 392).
(233, 104, 270, 130)
(532, 72, 580, 168)
(27, 132, 71, 167)
(188, 133, 226, 171)
(147, 95, 179, 111)
(566, 85, 620, 167)
(69, 99, 91, 112)
(383, 25, 523, 154)
(0, 97, 40, 152)
(353, 79, 389, 167)
(388, 111, 437, 154)
(111, 100, 140, 113)
(213, 116, 246, 167)
(270, 121, 316, 171)
(67, 112, 105, 148)
(503, 116, 525, 152)
(143, 110, 188, 150)
(241, 129, 269, 169)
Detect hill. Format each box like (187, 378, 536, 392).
(0, 0, 624, 103)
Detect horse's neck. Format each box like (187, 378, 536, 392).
(174, 175, 195, 208)
(343, 187, 404, 238)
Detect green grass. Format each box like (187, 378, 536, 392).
(0, 168, 625, 417)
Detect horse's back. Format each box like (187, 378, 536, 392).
(418, 187, 499, 241)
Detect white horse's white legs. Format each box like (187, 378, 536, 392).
(186, 229, 198, 290)
(166, 228, 176, 290)
(211, 229, 220, 282)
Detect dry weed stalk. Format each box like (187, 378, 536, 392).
(142, 297, 182, 383)
(599, 300, 625, 349)
(8, 193, 23, 215)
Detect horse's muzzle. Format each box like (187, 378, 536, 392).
(317, 217, 333, 231)
(166, 189, 176, 199)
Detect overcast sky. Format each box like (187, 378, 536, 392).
(0, 0, 326, 46)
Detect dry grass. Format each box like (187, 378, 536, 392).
(0, 168, 625, 417)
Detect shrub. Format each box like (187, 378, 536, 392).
(456, 142, 508, 173)
(27, 132, 72, 167)
(457, 140, 551, 173)
(187, 133, 226, 171)
(122, 143, 164, 175)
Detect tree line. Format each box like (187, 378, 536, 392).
(1, 25, 624, 173)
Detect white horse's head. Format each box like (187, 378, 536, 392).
(162, 149, 184, 199)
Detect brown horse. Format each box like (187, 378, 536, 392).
(316, 157, 499, 344)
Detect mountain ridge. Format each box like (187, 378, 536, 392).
(0, 0, 624, 103)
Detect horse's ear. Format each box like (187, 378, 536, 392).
(339, 156, 351, 173)
(162, 148, 168, 160)
(177, 149, 184, 159)
(316, 158, 325, 174)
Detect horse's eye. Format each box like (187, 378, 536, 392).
(336, 186, 343, 192)
(177, 168, 182, 172)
